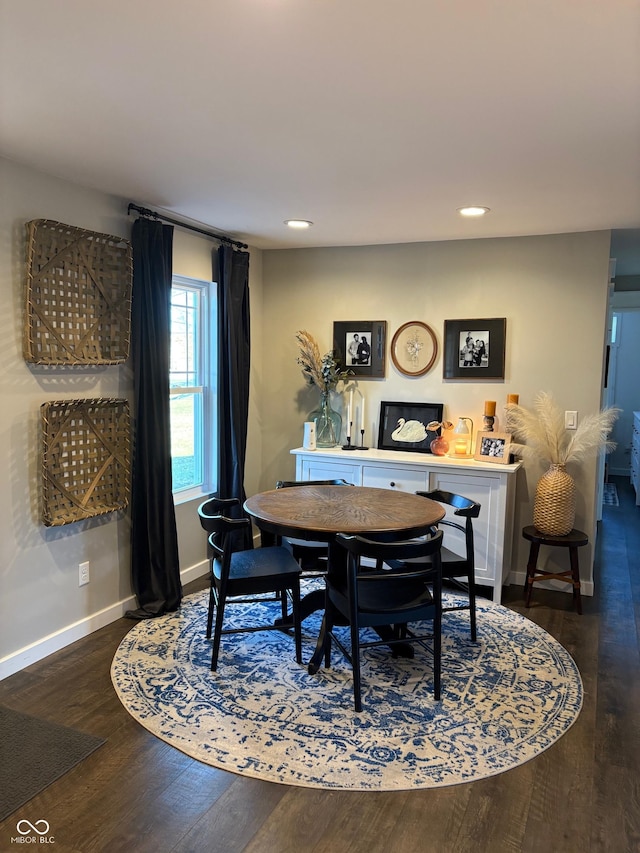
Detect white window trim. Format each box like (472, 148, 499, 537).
(171, 274, 218, 503)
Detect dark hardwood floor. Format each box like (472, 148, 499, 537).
(1, 477, 638, 853)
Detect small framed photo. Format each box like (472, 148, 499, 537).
(474, 431, 512, 464)
(378, 400, 444, 454)
(443, 318, 506, 380)
(333, 320, 387, 378)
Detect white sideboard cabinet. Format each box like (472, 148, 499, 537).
(291, 446, 522, 603)
(631, 411, 640, 506)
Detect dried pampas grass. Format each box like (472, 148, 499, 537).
(295, 330, 324, 388)
(506, 392, 619, 466)
(295, 330, 352, 392)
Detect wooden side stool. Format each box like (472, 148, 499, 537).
(522, 525, 588, 614)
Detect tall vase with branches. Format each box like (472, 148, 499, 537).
(506, 392, 619, 535)
(295, 330, 352, 447)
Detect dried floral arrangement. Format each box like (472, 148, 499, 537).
(295, 330, 352, 394)
(506, 392, 619, 466)
(427, 419, 454, 432)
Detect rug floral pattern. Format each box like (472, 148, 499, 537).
(111, 589, 583, 790)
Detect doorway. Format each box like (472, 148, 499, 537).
(601, 282, 640, 517)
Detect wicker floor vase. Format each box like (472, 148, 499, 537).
(533, 463, 576, 536)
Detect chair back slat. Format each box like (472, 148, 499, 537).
(336, 529, 443, 565)
(275, 478, 353, 488)
(417, 489, 480, 518)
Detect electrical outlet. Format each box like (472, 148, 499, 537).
(79, 561, 90, 586)
(565, 411, 578, 430)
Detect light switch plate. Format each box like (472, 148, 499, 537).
(565, 411, 578, 429)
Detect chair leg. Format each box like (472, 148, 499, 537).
(279, 588, 289, 623)
(350, 621, 362, 712)
(467, 570, 477, 642)
(290, 580, 302, 664)
(324, 603, 333, 669)
(433, 575, 442, 701)
(392, 623, 407, 657)
(206, 581, 215, 640)
(210, 593, 227, 671)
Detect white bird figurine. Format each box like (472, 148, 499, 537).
(391, 418, 428, 442)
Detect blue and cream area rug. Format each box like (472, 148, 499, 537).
(111, 588, 583, 791)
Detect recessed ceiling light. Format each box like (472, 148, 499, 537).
(457, 206, 491, 217)
(284, 219, 313, 229)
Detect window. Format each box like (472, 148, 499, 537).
(170, 275, 217, 499)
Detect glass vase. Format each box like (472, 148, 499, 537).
(430, 435, 449, 456)
(308, 392, 342, 448)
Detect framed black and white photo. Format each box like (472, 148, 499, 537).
(473, 431, 512, 464)
(378, 400, 444, 454)
(443, 318, 506, 380)
(333, 320, 386, 378)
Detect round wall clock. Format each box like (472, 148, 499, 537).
(390, 321, 438, 377)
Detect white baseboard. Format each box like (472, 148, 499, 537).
(0, 560, 208, 681)
(608, 467, 631, 477)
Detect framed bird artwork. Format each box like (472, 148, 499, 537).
(377, 401, 445, 454)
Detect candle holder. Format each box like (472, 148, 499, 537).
(359, 428, 369, 450)
(450, 417, 474, 458)
(342, 423, 358, 450)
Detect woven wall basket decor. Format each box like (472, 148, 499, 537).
(24, 219, 133, 365)
(41, 398, 131, 527)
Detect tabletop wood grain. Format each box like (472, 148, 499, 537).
(244, 485, 445, 537)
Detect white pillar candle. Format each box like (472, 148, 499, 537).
(360, 395, 365, 431)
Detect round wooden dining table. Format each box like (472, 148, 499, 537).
(244, 484, 445, 543)
(244, 484, 445, 673)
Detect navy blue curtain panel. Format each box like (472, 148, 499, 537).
(215, 244, 252, 549)
(127, 218, 182, 618)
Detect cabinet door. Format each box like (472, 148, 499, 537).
(362, 464, 429, 493)
(428, 470, 501, 587)
(298, 457, 361, 485)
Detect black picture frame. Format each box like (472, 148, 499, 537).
(377, 400, 444, 454)
(443, 318, 506, 380)
(333, 320, 387, 378)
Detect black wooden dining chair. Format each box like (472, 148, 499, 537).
(197, 497, 302, 671)
(391, 490, 481, 641)
(274, 479, 353, 575)
(324, 529, 444, 712)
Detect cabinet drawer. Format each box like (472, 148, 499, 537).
(362, 465, 428, 492)
(299, 458, 361, 485)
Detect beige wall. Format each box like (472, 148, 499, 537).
(1, 158, 133, 673)
(0, 157, 263, 676)
(261, 233, 612, 589)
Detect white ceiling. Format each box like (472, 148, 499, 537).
(1, 0, 639, 256)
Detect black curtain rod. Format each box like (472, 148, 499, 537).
(127, 203, 248, 250)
